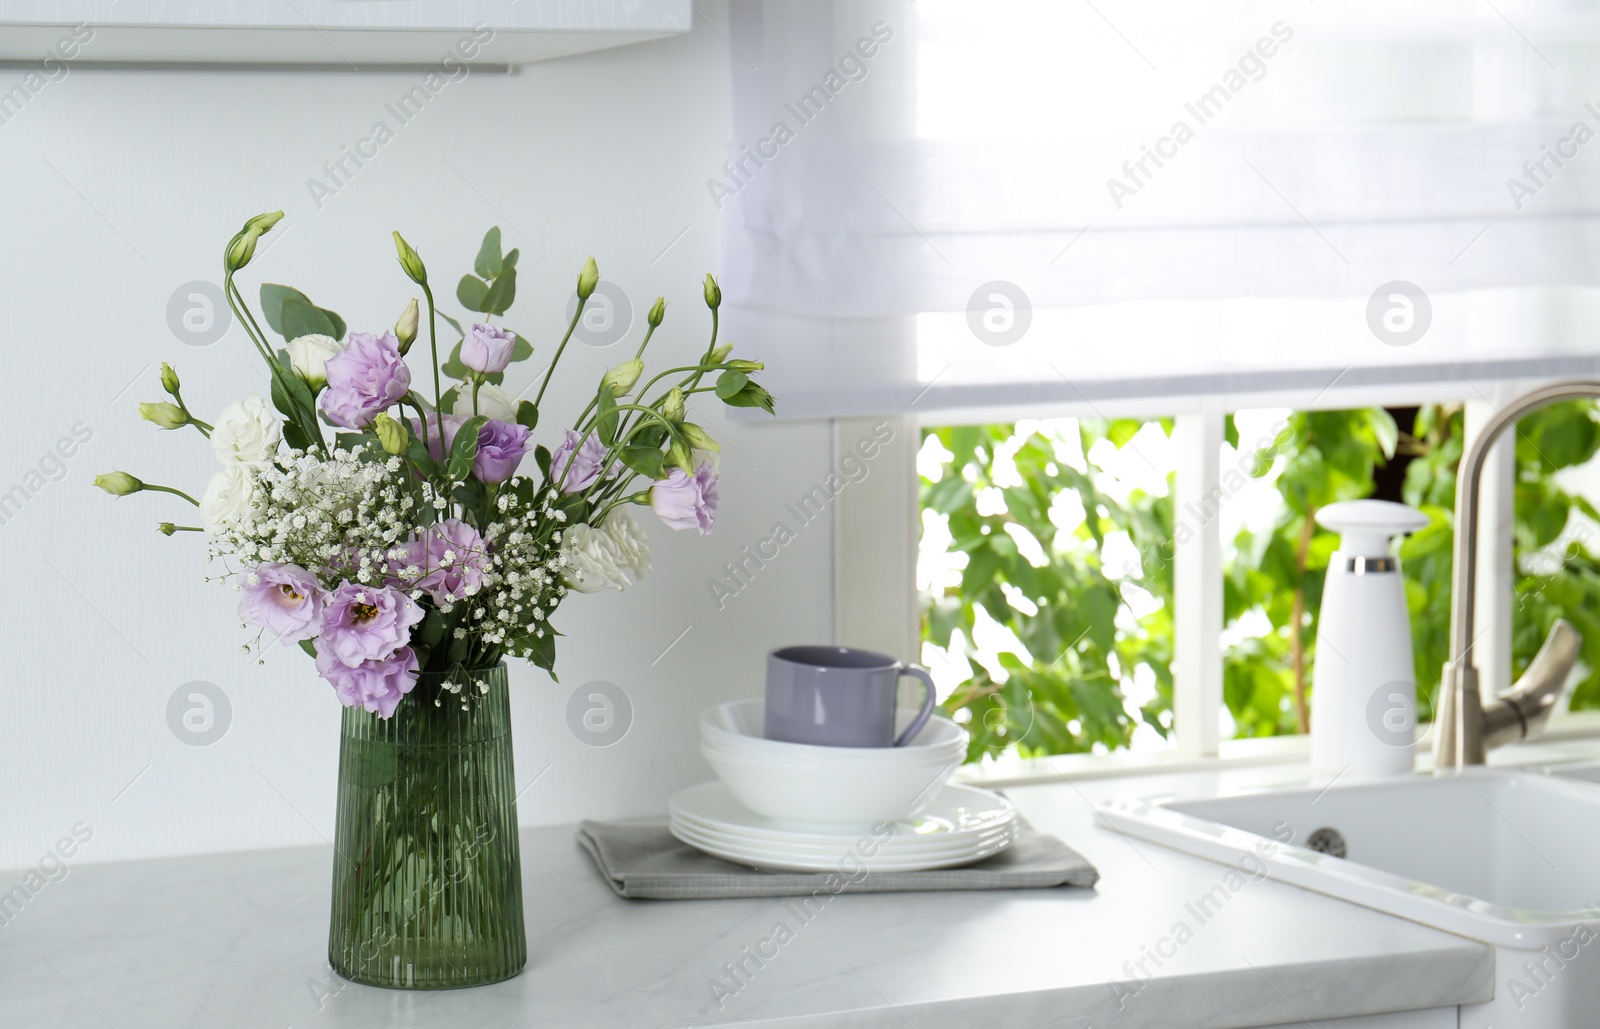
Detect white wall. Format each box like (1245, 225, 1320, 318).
(0, 7, 841, 868)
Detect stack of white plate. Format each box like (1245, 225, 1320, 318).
(670, 780, 1019, 873)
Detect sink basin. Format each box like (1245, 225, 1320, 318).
(1099, 769, 1600, 949)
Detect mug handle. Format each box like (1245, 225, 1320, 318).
(892, 664, 939, 747)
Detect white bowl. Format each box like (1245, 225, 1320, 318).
(700, 699, 967, 766)
(699, 740, 960, 827)
(696, 700, 967, 827)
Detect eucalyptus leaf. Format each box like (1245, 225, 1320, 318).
(475, 227, 503, 280)
(280, 297, 340, 341)
(442, 341, 469, 381)
(260, 284, 311, 335)
(483, 267, 517, 315)
(457, 275, 489, 313)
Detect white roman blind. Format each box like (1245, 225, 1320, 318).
(719, 0, 1600, 419)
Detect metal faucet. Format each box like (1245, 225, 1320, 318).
(1434, 381, 1589, 770)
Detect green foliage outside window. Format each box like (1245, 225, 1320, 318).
(920, 402, 1600, 762)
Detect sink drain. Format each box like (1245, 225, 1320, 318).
(1306, 827, 1347, 858)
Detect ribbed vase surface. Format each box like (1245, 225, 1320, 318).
(328, 663, 526, 989)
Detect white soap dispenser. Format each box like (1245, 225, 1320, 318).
(1310, 499, 1430, 778)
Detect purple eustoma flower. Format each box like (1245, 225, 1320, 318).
(461, 323, 517, 375)
(316, 645, 418, 719)
(393, 518, 489, 604)
(473, 419, 531, 483)
(318, 582, 424, 668)
(550, 428, 613, 493)
(319, 332, 412, 429)
(408, 411, 465, 463)
(650, 462, 719, 535)
(237, 563, 324, 642)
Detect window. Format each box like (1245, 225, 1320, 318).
(915, 401, 1600, 768)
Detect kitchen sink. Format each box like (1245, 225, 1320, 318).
(1099, 767, 1600, 1028)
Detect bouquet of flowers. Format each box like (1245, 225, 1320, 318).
(98, 212, 773, 719)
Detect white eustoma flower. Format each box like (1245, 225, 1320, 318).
(603, 511, 651, 582)
(285, 333, 343, 389)
(200, 465, 256, 534)
(211, 396, 283, 468)
(562, 513, 651, 593)
(451, 382, 518, 421)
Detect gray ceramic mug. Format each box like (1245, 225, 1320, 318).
(764, 645, 939, 748)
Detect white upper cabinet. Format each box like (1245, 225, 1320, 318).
(0, 1, 691, 67)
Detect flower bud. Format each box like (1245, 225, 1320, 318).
(576, 256, 599, 301)
(224, 234, 256, 273)
(160, 362, 181, 397)
(602, 358, 644, 395)
(157, 522, 178, 536)
(139, 401, 188, 430)
(669, 438, 695, 472)
(394, 298, 420, 354)
(372, 412, 409, 455)
(244, 210, 285, 235)
(726, 359, 764, 372)
(680, 422, 720, 453)
(94, 471, 144, 497)
(392, 231, 427, 285)
(224, 210, 284, 272)
(648, 297, 666, 328)
(709, 343, 733, 364)
(286, 333, 342, 390)
(661, 386, 685, 423)
(703, 273, 721, 310)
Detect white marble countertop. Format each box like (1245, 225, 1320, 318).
(2, 762, 1501, 1029)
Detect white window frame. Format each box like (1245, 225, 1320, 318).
(833, 376, 1600, 782)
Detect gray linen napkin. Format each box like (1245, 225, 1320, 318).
(576, 817, 1098, 900)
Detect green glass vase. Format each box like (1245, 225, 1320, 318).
(328, 663, 527, 989)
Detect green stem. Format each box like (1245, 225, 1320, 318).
(225, 277, 323, 453)
(170, 388, 213, 436)
(632, 323, 657, 360)
(420, 283, 444, 417)
(633, 363, 728, 405)
(593, 490, 652, 525)
(146, 484, 200, 506)
(163, 525, 204, 533)
(684, 308, 720, 392)
(534, 299, 587, 412)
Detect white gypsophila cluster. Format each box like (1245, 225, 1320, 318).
(461, 483, 573, 661)
(206, 446, 419, 587)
